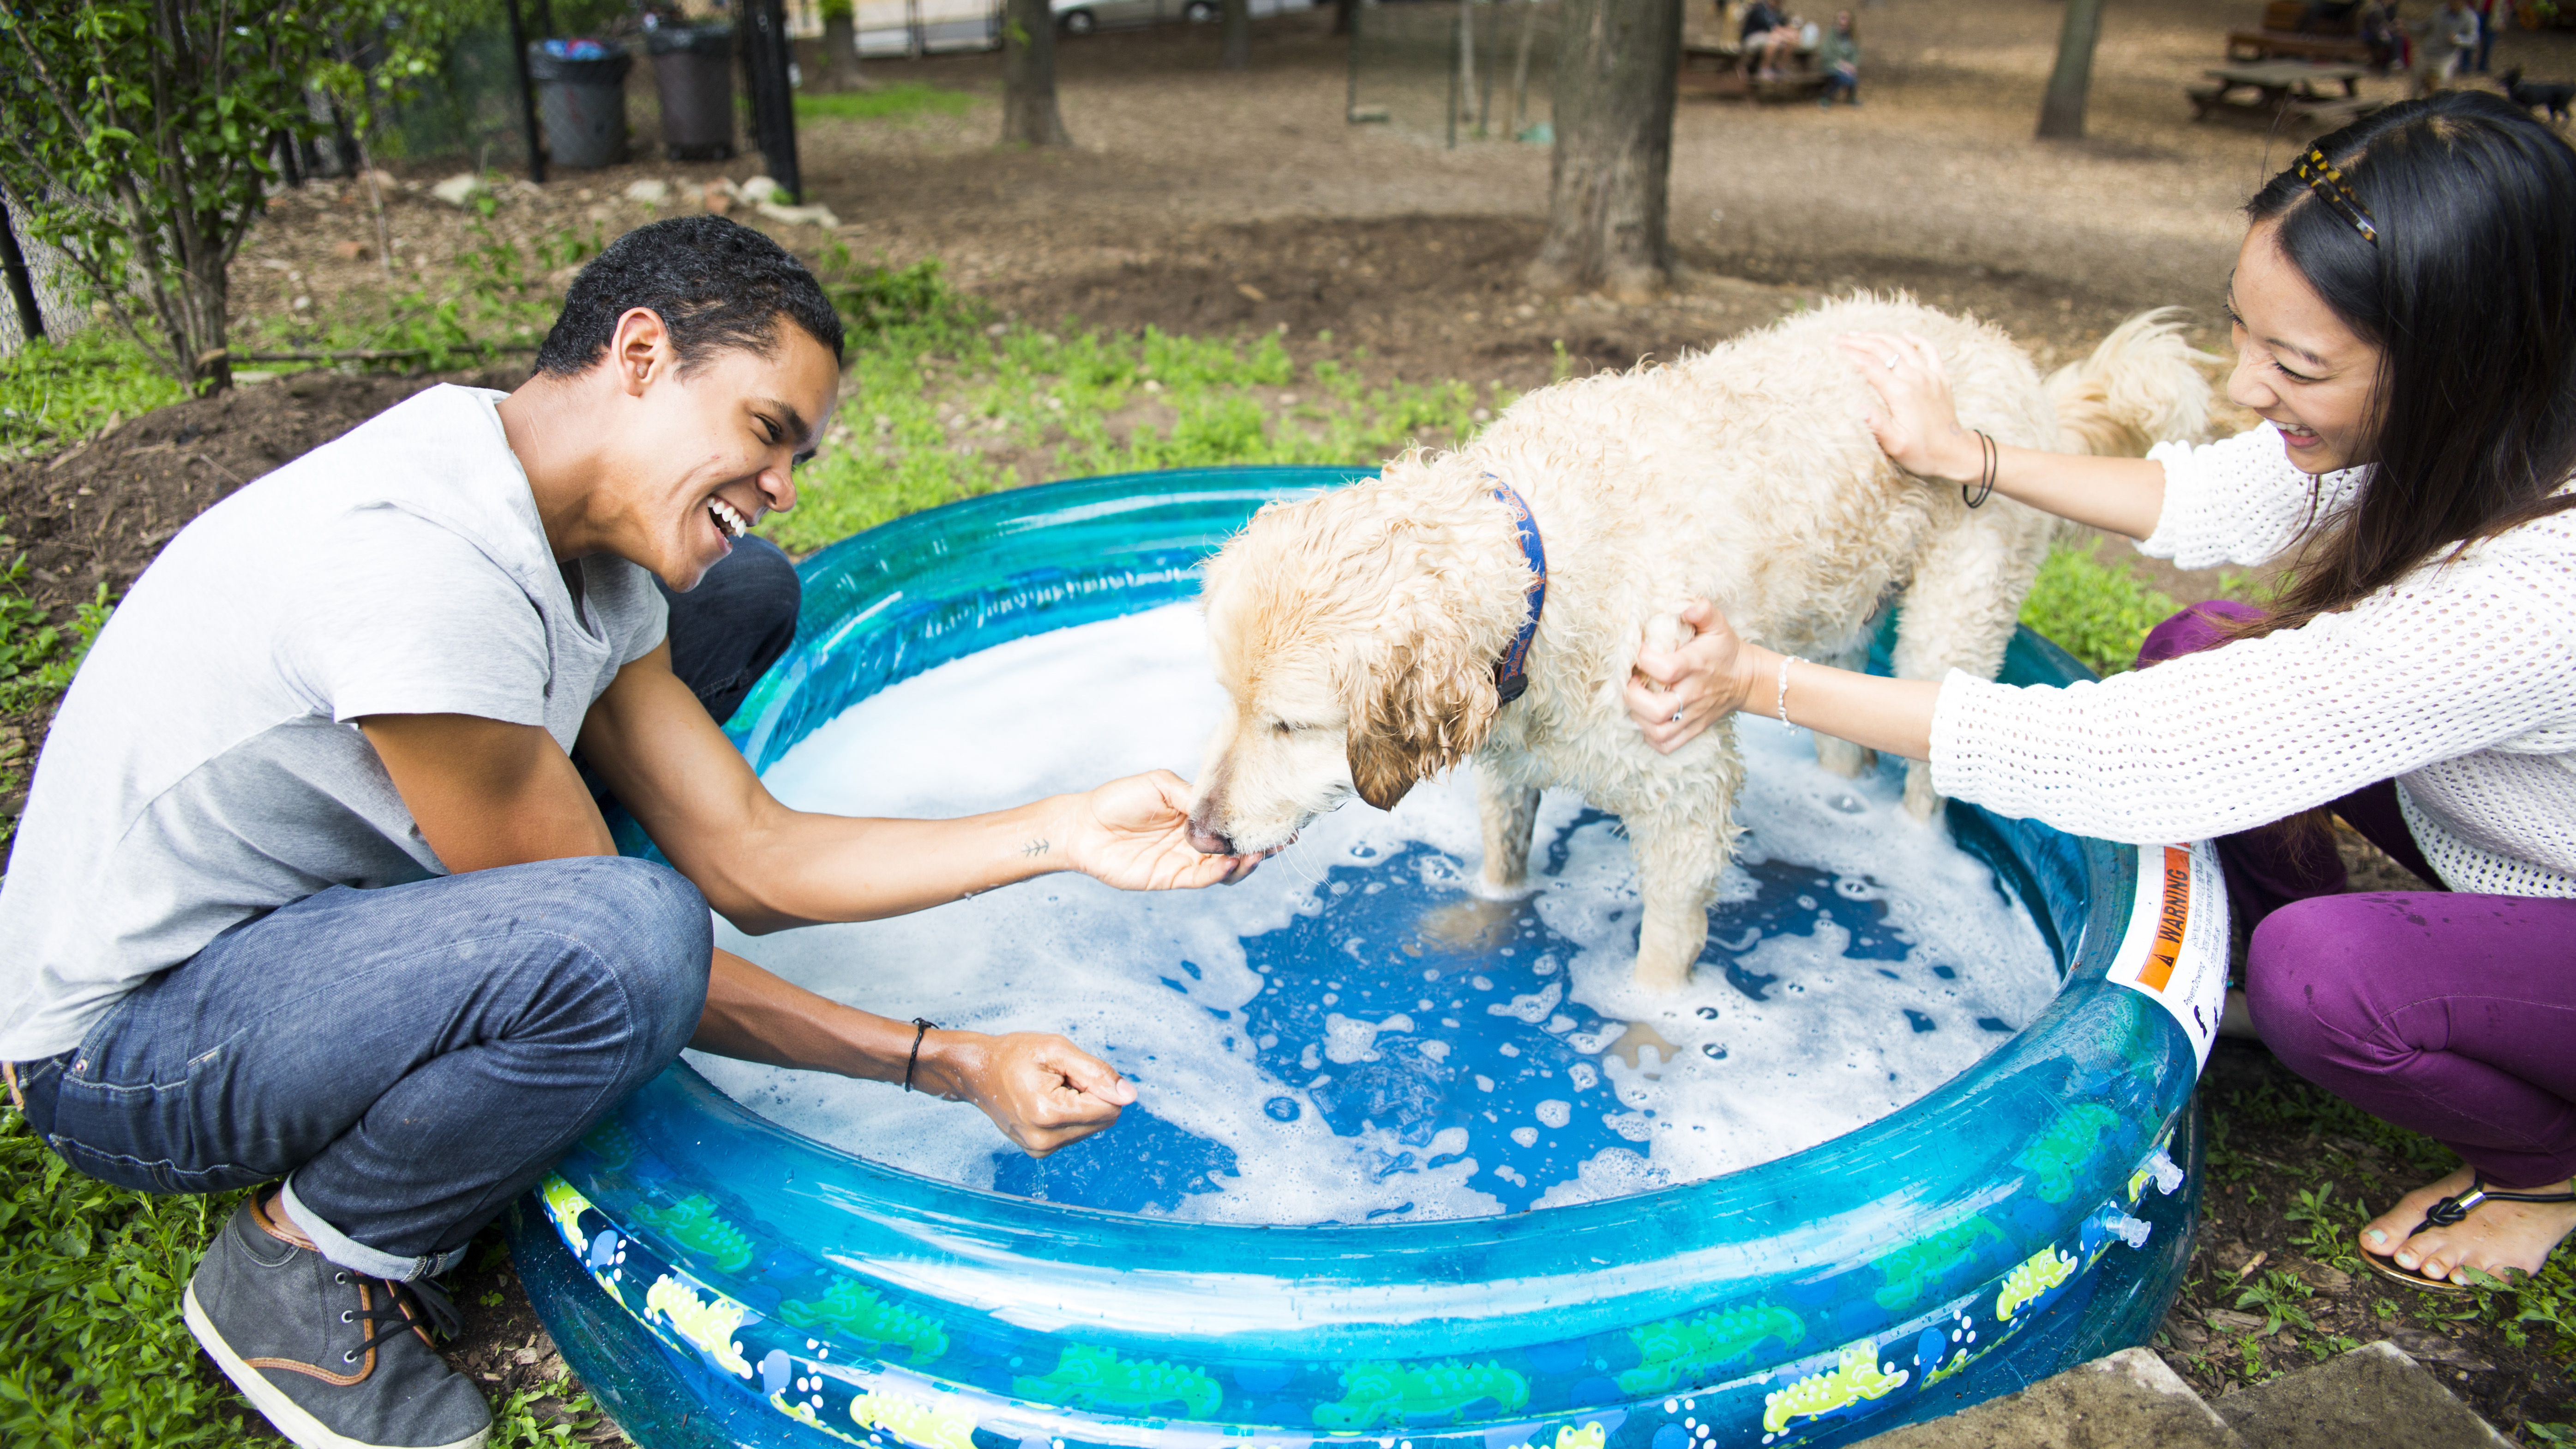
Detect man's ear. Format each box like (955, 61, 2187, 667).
(1341, 613, 1501, 813)
(610, 307, 674, 397)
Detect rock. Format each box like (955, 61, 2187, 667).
(2296, 1263, 2353, 1294)
(703, 180, 735, 216)
(330, 240, 371, 261)
(757, 200, 841, 229)
(1854, 1347, 2241, 1449)
(623, 179, 671, 205)
(738, 174, 782, 203)
(431, 173, 488, 207)
(2212, 1340, 2512, 1449)
(2384, 1328, 2495, 1372)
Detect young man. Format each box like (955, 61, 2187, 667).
(0, 216, 1260, 1449)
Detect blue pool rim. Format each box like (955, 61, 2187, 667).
(511, 466, 2203, 1449)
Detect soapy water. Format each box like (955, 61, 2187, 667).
(690, 604, 2058, 1224)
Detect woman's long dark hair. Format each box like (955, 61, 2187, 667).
(2242, 91, 2576, 635)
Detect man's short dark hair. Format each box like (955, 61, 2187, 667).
(533, 215, 846, 378)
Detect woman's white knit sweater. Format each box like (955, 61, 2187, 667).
(1929, 423, 2576, 897)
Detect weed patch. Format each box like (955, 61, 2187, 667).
(0, 332, 187, 460)
(794, 82, 980, 123)
(774, 259, 1490, 553)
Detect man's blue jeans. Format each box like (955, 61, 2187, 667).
(13, 538, 800, 1281)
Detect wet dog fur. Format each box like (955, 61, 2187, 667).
(1186, 297, 2210, 990)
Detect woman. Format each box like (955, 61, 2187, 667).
(1816, 11, 1860, 107)
(1626, 93, 2576, 1292)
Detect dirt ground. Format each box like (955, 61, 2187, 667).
(6, 0, 2575, 1438)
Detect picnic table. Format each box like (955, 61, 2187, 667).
(2187, 60, 2379, 128)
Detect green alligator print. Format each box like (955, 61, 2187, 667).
(2012, 1105, 2123, 1203)
(577, 1118, 639, 1170)
(1761, 1342, 1908, 1437)
(1994, 1245, 2078, 1321)
(1012, 1344, 1223, 1419)
(777, 1277, 950, 1364)
(1616, 1304, 1807, 1395)
(629, 1195, 756, 1275)
(1872, 1215, 2012, 1312)
(1314, 1359, 1531, 1430)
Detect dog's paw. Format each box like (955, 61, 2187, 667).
(1815, 736, 1876, 779)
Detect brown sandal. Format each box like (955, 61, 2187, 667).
(2360, 1171, 2576, 1294)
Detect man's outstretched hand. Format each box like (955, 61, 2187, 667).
(1063, 770, 1265, 890)
(917, 1029, 1140, 1156)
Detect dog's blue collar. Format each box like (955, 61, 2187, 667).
(1487, 475, 1547, 705)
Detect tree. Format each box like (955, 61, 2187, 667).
(1221, 0, 1251, 69)
(2037, 0, 2108, 140)
(1000, 0, 1071, 146)
(1526, 0, 1682, 301)
(1331, 0, 1357, 36)
(0, 1, 331, 395)
(815, 0, 869, 90)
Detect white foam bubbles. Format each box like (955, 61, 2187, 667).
(688, 604, 2058, 1223)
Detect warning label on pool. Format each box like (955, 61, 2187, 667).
(2107, 841, 2229, 1072)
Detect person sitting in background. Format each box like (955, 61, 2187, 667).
(2363, 0, 2409, 73)
(2415, 0, 2481, 93)
(1627, 94, 2576, 1297)
(1739, 0, 1803, 79)
(1816, 11, 1860, 106)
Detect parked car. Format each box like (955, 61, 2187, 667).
(1051, 0, 1308, 35)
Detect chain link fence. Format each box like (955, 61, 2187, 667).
(1348, 0, 1561, 147)
(0, 191, 87, 355)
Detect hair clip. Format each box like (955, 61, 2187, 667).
(2294, 146, 2380, 244)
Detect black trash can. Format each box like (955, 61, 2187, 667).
(648, 24, 737, 162)
(526, 42, 633, 170)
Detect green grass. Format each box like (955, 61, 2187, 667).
(0, 1112, 254, 1446)
(769, 258, 1489, 553)
(0, 330, 187, 460)
(2016, 537, 2269, 678)
(793, 82, 979, 123)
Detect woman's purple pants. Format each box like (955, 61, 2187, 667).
(2144, 601, 2576, 1189)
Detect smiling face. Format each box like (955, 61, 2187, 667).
(2224, 219, 2386, 475)
(578, 307, 841, 591)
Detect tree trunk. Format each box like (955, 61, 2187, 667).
(1001, 0, 1072, 145)
(1221, 0, 1252, 69)
(817, 12, 864, 89)
(1332, 0, 1357, 36)
(1526, 0, 1681, 301)
(2036, 0, 2107, 139)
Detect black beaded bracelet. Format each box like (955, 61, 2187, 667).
(1963, 429, 1998, 509)
(903, 1017, 936, 1092)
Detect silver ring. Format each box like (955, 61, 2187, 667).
(1669, 710, 1684, 723)
(1882, 354, 1899, 370)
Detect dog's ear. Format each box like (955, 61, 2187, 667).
(1342, 604, 1502, 813)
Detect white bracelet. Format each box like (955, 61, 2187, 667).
(1776, 653, 1804, 726)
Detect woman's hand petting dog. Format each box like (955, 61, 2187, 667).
(1628, 599, 1759, 754)
(912, 1028, 1140, 1157)
(1837, 330, 1985, 485)
(1063, 769, 1267, 889)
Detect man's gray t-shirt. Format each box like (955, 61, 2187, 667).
(0, 385, 668, 1059)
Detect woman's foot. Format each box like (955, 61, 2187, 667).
(2360, 1165, 2576, 1287)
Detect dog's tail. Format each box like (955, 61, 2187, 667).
(2043, 307, 2216, 458)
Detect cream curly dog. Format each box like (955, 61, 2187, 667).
(1185, 298, 2209, 990)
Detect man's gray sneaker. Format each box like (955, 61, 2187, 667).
(183, 1193, 491, 1449)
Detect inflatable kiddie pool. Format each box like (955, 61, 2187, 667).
(507, 466, 2224, 1449)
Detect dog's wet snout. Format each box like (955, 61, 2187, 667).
(1188, 823, 1237, 855)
